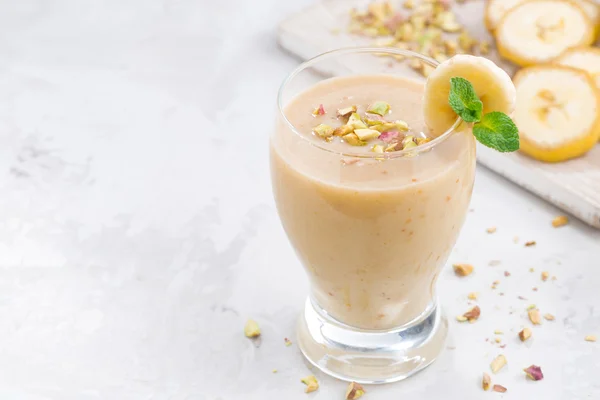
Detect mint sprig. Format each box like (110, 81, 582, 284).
(448, 77, 519, 152)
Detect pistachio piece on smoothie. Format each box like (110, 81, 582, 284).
(313, 124, 334, 139)
(354, 128, 381, 141)
(333, 125, 355, 137)
(385, 142, 400, 152)
(343, 133, 368, 146)
(312, 104, 326, 117)
(348, 113, 368, 130)
(366, 101, 390, 116)
(379, 131, 400, 143)
(372, 144, 385, 153)
(337, 105, 357, 118)
(364, 114, 385, 126)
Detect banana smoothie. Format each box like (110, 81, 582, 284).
(271, 74, 476, 330)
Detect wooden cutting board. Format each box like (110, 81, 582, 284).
(278, 0, 600, 228)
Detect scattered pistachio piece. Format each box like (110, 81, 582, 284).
(272, 369, 278, 373)
(354, 128, 381, 141)
(312, 104, 326, 117)
(338, 105, 358, 118)
(345, 382, 365, 400)
(347, 113, 368, 130)
(524, 365, 544, 381)
(504, 271, 511, 277)
(585, 335, 597, 342)
(492, 385, 507, 393)
(519, 328, 532, 342)
(494, 337, 501, 343)
(403, 140, 418, 150)
(543, 314, 555, 321)
(453, 263, 474, 277)
(333, 125, 355, 137)
(244, 319, 261, 338)
(482, 373, 491, 391)
(526, 304, 537, 311)
(456, 315, 468, 322)
(529, 267, 535, 273)
(552, 215, 569, 227)
(313, 124, 334, 139)
(478, 40, 490, 55)
(541, 271, 549, 281)
(487, 227, 497, 234)
(301, 375, 319, 393)
(490, 355, 507, 374)
(525, 241, 536, 247)
(463, 305, 481, 322)
(528, 309, 542, 325)
(284, 337, 293, 346)
(385, 142, 400, 152)
(343, 133, 368, 147)
(468, 292, 478, 300)
(367, 101, 390, 116)
(416, 137, 432, 145)
(494, 330, 503, 335)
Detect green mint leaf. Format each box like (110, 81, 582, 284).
(473, 112, 520, 152)
(448, 77, 483, 123)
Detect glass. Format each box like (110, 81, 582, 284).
(270, 48, 476, 383)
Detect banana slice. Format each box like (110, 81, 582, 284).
(423, 54, 516, 136)
(574, 0, 600, 38)
(496, 0, 595, 67)
(484, 0, 527, 32)
(514, 66, 600, 162)
(554, 47, 600, 89)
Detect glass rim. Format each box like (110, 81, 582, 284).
(276, 47, 463, 159)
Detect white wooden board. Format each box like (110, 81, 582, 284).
(278, 0, 600, 228)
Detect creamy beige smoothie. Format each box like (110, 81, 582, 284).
(271, 74, 476, 330)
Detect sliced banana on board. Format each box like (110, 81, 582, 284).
(514, 66, 600, 162)
(554, 47, 600, 89)
(484, 0, 527, 32)
(423, 54, 516, 137)
(496, 0, 595, 67)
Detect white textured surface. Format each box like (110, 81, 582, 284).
(0, 0, 598, 399)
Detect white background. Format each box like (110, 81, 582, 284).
(0, 0, 598, 399)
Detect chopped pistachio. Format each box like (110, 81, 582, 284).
(416, 137, 432, 145)
(482, 373, 491, 391)
(456, 315, 468, 322)
(244, 319, 261, 338)
(436, 11, 461, 32)
(526, 304, 537, 311)
(284, 337, 292, 346)
(494, 337, 501, 343)
(468, 292, 478, 300)
(519, 327, 532, 341)
(301, 375, 319, 393)
(524, 365, 544, 381)
(345, 382, 365, 399)
(367, 101, 390, 116)
(354, 128, 381, 141)
(348, 113, 368, 130)
(343, 133, 367, 147)
(487, 227, 497, 234)
(541, 271, 549, 281)
(373, 121, 409, 132)
(552, 215, 569, 227)
(543, 313, 555, 321)
(494, 330, 503, 335)
(313, 124, 334, 139)
(458, 30, 476, 52)
(490, 355, 507, 374)
(364, 115, 384, 126)
(372, 144, 385, 153)
(333, 125, 354, 137)
(585, 335, 597, 342)
(492, 385, 507, 393)
(337, 105, 358, 118)
(528, 309, 542, 325)
(525, 241, 536, 247)
(453, 263, 474, 277)
(463, 305, 480, 322)
(402, 140, 417, 150)
(379, 130, 400, 142)
(443, 39, 458, 56)
(478, 40, 490, 55)
(385, 142, 400, 152)
(312, 104, 326, 116)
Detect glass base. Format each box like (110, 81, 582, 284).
(297, 298, 448, 384)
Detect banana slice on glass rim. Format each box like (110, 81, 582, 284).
(496, 0, 595, 67)
(423, 54, 516, 137)
(554, 47, 600, 89)
(513, 65, 600, 162)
